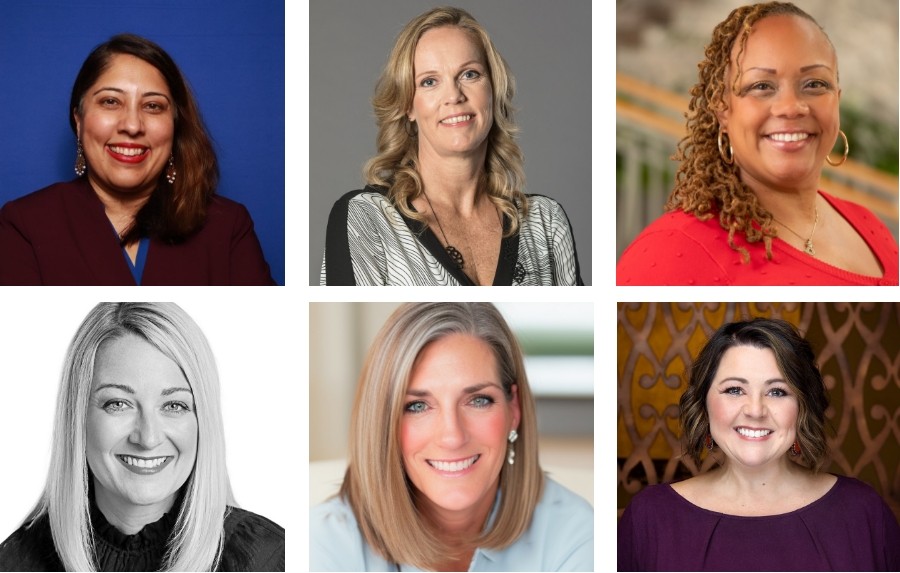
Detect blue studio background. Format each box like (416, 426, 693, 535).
(0, 1, 285, 285)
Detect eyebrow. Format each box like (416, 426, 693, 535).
(415, 60, 485, 80)
(93, 383, 192, 396)
(716, 377, 786, 385)
(745, 64, 833, 74)
(91, 87, 171, 102)
(406, 382, 501, 397)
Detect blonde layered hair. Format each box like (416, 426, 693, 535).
(23, 302, 235, 571)
(339, 302, 543, 569)
(364, 6, 528, 237)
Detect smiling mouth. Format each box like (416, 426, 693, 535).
(767, 132, 810, 142)
(116, 454, 173, 474)
(108, 145, 149, 156)
(440, 114, 473, 125)
(427, 454, 480, 472)
(736, 428, 773, 438)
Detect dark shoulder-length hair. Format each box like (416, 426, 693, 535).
(70, 33, 219, 244)
(339, 302, 542, 570)
(679, 317, 830, 470)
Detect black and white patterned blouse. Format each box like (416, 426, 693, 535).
(320, 186, 583, 286)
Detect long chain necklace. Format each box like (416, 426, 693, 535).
(422, 191, 465, 269)
(774, 204, 819, 256)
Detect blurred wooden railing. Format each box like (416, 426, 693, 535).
(616, 71, 900, 257)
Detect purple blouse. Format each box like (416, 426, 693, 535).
(617, 475, 900, 571)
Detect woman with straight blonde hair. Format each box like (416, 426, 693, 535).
(321, 7, 582, 286)
(0, 302, 284, 571)
(311, 302, 593, 571)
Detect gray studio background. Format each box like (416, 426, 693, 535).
(309, 0, 592, 285)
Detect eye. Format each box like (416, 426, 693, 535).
(144, 101, 167, 113)
(461, 69, 481, 80)
(100, 97, 120, 107)
(102, 399, 130, 413)
(404, 400, 428, 414)
(163, 401, 191, 413)
(419, 77, 436, 88)
(768, 387, 790, 398)
(470, 394, 495, 408)
(723, 386, 743, 396)
(804, 79, 830, 91)
(750, 81, 774, 92)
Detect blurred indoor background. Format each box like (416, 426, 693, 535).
(617, 302, 900, 521)
(310, 302, 594, 506)
(616, 0, 899, 258)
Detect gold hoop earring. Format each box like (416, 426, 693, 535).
(825, 130, 848, 166)
(717, 130, 733, 165)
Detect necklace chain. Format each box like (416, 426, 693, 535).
(774, 204, 819, 256)
(422, 191, 465, 270)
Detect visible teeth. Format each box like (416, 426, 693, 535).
(737, 428, 772, 438)
(123, 456, 167, 468)
(109, 146, 147, 156)
(441, 115, 471, 125)
(428, 455, 478, 472)
(769, 133, 808, 142)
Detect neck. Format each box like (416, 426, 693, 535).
(743, 176, 820, 228)
(94, 479, 177, 535)
(87, 176, 153, 237)
(415, 481, 497, 547)
(417, 145, 487, 217)
(715, 456, 805, 498)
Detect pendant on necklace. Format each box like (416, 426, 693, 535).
(446, 245, 465, 269)
(804, 240, 815, 256)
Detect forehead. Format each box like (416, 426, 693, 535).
(714, 344, 780, 377)
(414, 26, 485, 69)
(407, 333, 499, 389)
(92, 54, 170, 93)
(92, 333, 189, 392)
(733, 14, 835, 68)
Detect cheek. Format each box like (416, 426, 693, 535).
(399, 418, 423, 459)
(474, 410, 507, 447)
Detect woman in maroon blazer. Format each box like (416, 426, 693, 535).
(0, 34, 274, 285)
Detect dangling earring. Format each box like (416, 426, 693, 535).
(825, 130, 849, 166)
(506, 429, 518, 465)
(789, 441, 801, 456)
(705, 434, 715, 451)
(717, 130, 734, 165)
(166, 155, 177, 184)
(405, 117, 418, 138)
(74, 140, 86, 176)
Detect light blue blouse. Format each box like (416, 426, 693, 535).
(309, 476, 593, 571)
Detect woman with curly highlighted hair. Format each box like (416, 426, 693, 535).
(618, 318, 900, 571)
(617, 2, 898, 286)
(321, 6, 582, 286)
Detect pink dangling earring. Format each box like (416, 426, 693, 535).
(789, 441, 801, 456)
(705, 434, 715, 451)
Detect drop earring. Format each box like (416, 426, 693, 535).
(74, 140, 86, 176)
(166, 155, 177, 184)
(507, 429, 518, 465)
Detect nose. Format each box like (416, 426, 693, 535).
(442, 78, 467, 105)
(118, 102, 144, 136)
(772, 87, 809, 118)
(129, 410, 163, 449)
(743, 393, 767, 418)
(436, 407, 468, 449)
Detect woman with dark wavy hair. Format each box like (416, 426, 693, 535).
(617, 2, 898, 286)
(618, 318, 900, 571)
(321, 6, 582, 286)
(0, 34, 274, 285)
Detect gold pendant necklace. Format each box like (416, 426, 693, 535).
(774, 205, 819, 256)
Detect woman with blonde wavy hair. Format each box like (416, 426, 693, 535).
(311, 303, 593, 571)
(617, 1, 898, 286)
(0, 302, 284, 571)
(321, 7, 582, 286)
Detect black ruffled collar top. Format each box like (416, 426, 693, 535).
(89, 493, 179, 571)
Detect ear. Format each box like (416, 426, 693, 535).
(73, 108, 83, 139)
(509, 383, 521, 431)
(716, 107, 729, 131)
